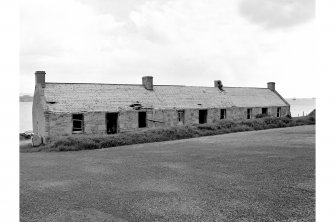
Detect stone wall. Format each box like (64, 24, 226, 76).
(84, 112, 106, 134)
(208, 108, 220, 123)
(184, 109, 199, 125)
(119, 111, 139, 131)
(47, 113, 72, 137)
(224, 106, 290, 121)
(150, 110, 166, 128)
(32, 86, 47, 139)
(45, 106, 290, 137)
(280, 106, 290, 117)
(226, 107, 247, 121)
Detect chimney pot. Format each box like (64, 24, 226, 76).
(214, 80, 223, 90)
(142, 76, 153, 90)
(267, 82, 275, 91)
(35, 71, 46, 88)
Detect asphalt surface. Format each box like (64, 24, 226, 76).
(20, 125, 315, 221)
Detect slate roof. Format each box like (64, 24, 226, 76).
(43, 83, 289, 113)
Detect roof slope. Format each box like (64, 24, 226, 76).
(43, 83, 288, 112)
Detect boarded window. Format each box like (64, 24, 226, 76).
(106, 113, 118, 134)
(262, 108, 268, 115)
(247, 108, 252, 119)
(178, 110, 185, 123)
(138, 112, 147, 128)
(277, 107, 281, 117)
(199, 110, 208, 124)
(72, 114, 84, 133)
(220, 109, 226, 119)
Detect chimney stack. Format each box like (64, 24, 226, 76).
(142, 76, 153, 90)
(35, 71, 46, 88)
(267, 82, 275, 91)
(214, 80, 223, 90)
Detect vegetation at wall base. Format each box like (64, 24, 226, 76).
(22, 115, 315, 152)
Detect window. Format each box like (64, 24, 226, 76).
(277, 107, 281, 117)
(138, 111, 147, 128)
(72, 114, 84, 133)
(220, 109, 226, 119)
(199, 110, 208, 124)
(262, 108, 268, 115)
(178, 110, 185, 124)
(247, 108, 252, 119)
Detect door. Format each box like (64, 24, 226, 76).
(106, 113, 118, 134)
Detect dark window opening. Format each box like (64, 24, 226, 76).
(178, 110, 185, 123)
(106, 113, 118, 134)
(199, 110, 208, 124)
(262, 108, 268, 115)
(220, 109, 226, 119)
(72, 114, 83, 133)
(247, 108, 252, 119)
(277, 107, 281, 117)
(138, 112, 147, 128)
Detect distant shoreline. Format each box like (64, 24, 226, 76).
(20, 95, 33, 102)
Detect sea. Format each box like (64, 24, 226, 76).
(19, 98, 316, 133)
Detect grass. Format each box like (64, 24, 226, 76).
(20, 125, 315, 221)
(21, 116, 315, 152)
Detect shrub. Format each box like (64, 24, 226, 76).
(231, 125, 253, 132)
(35, 116, 314, 152)
(197, 123, 218, 131)
(217, 119, 237, 129)
(308, 116, 315, 123)
(241, 119, 265, 130)
(281, 117, 292, 124)
(20, 133, 32, 140)
(255, 113, 269, 118)
(293, 116, 315, 126)
(308, 109, 316, 118)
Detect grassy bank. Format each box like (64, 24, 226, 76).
(23, 116, 315, 152)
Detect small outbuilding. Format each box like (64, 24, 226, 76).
(32, 71, 290, 145)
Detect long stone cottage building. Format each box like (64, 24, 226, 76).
(32, 71, 290, 145)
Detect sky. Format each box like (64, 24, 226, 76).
(20, 0, 315, 98)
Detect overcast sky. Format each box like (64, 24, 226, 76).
(20, 0, 315, 98)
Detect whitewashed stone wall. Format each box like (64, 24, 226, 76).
(32, 86, 47, 139)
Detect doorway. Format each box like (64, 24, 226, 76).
(199, 110, 208, 124)
(106, 113, 118, 134)
(138, 111, 147, 128)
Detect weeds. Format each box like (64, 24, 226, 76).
(28, 116, 315, 152)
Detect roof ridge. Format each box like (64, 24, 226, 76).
(45, 82, 266, 89)
(221, 86, 267, 89)
(45, 82, 188, 87)
(46, 82, 142, 86)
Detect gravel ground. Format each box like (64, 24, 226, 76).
(20, 125, 315, 222)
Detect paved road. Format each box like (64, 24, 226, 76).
(20, 125, 315, 221)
